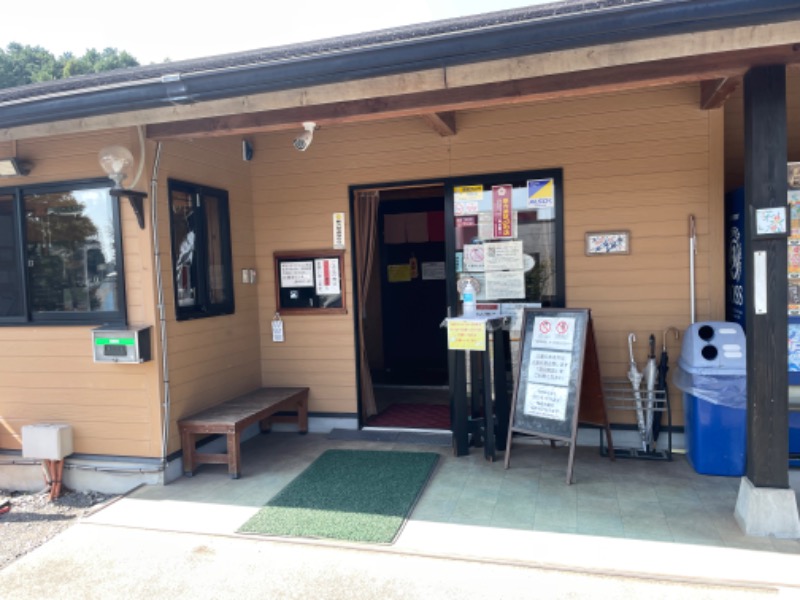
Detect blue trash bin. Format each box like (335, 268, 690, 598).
(673, 322, 747, 476)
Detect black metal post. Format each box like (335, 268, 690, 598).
(449, 348, 469, 456)
(492, 327, 511, 452)
(481, 335, 495, 461)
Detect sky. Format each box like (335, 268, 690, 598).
(2, 0, 552, 65)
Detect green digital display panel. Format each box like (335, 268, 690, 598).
(94, 337, 135, 346)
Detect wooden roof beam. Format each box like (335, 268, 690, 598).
(421, 111, 457, 136)
(700, 77, 741, 109)
(147, 44, 800, 141)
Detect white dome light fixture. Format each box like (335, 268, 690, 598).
(98, 145, 148, 229)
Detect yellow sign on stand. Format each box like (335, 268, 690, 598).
(447, 318, 486, 351)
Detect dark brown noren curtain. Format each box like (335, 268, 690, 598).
(355, 190, 379, 419)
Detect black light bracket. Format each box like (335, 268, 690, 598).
(110, 188, 148, 229)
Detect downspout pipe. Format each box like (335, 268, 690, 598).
(148, 142, 171, 465)
(1, 0, 800, 129)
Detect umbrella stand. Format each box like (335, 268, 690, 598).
(627, 333, 647, 451)
(598, 332, 674, 461)
(600, 376, 674, 461)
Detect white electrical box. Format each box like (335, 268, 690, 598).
(22, 423, 74, 460)
(92, 325, 152, 363)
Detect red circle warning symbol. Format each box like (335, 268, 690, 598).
(539, 320, 551, 334)
(556, 320, 569, 335)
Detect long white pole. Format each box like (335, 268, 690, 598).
(689, 215, 696, 324)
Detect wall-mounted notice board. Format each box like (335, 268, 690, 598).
(504, 308, 611, 484)
(274, 249, 346, 315)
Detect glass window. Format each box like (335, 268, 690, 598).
(168, 180, 234, 321)
(0, 180, 125, 325)
(451, 171, 564, 309)
(0, 193, 24, 319)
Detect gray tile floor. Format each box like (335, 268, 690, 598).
(123, 431, 800, 555)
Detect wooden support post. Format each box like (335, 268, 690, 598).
(743, 65, 789, 490)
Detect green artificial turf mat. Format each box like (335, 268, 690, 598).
(239, 449, 439, 544)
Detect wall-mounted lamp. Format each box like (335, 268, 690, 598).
(0, 157, 30, 177)
(293, 122, 316, 152)
(99, 145, 147, 229)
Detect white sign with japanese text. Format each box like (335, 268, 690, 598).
(528, 350, 572, 387)
(280, 261, 314, 288)
(531, 316, 576, 351)
(524, 383, 568, 421)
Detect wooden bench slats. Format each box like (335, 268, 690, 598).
(178, 387, 309, 479)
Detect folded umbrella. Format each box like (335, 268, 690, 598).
(643, 334, 658, 451)
(627, 333, 647, 451)
(653, 327, 680, 443)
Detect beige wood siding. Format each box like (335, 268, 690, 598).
(724, 66, 800, 193)
(251, 84, 722, 426)
(153, 138, 262, 455)
(0, 129, 162, 456)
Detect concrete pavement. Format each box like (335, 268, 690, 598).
(1, 433, 798, 598)
(0, 521, 793, 600)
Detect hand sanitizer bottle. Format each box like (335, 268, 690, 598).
(462, 280, 477, 318)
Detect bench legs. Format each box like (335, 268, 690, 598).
(181, 429, 196, 477)
(258, 396, 309, 435)
(227, 433, 241, 479)
(298, 396, 308, 434)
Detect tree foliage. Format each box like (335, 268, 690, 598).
(0, 43, 139, 89)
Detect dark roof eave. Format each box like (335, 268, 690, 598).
(2, 0, 799, 130)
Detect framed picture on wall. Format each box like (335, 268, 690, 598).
(584, 231, 630, 256)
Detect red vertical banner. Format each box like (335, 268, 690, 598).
(493, 184, 513, 238)
(323, 259, 331, 287)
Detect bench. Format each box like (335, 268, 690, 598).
(178, 387, 309, 479)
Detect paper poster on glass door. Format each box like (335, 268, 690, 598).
(527, 178, 555, 209)
(492, 185, 513, 238)
(454, 185, 483, 216)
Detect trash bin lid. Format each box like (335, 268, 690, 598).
(678, 321, 746, 375)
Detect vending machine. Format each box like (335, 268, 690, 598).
(726, 163, 800, 386)
(727, 164, 800, 460)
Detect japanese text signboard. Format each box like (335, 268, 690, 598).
(492, 185, 513, 238)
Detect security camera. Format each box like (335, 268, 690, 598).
(293, 134, 311, 152)
(293, 122, 316, 152)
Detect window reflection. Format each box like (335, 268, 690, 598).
(453, 178, 558, 305)
(203, 195, 228, 305)
(25, 188, 118, 313)
(171, 190, 198, 308)
(0, 194, 24, 317)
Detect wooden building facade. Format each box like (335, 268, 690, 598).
(0, 0, 799, 495)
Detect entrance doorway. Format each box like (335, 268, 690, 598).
(354, 185, 450, 430)
(352, 169, 564, 433)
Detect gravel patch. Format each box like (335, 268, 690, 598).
(0, 488, 117, 570)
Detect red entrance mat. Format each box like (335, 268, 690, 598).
(367, 403, 450, 430)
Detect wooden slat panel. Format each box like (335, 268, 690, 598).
(157, 138, 264, 457)
(247, 84, 716, 429)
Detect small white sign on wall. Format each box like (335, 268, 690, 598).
(272, 313, 285, 342)
(333, 213, 346, 249)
